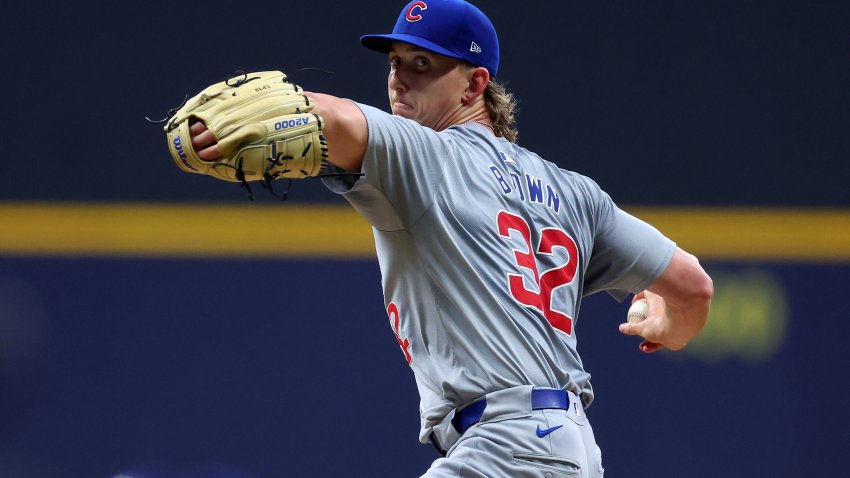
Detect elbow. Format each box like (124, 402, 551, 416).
(670, 265, 713, 337)
(682, 251, 714, 304)
(687, 265, 714, 331)
(693, 269, 714, 304)
(649, 248, 714, 316)
(672, 254, 714, 328)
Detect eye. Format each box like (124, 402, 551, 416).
(414, 56, 430, 68)
(388, 56, 400, 70)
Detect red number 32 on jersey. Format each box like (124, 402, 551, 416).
(497, 210, 578, 335)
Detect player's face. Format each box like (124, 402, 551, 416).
(387, 43, 471, 130)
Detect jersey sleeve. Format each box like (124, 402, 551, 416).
(581, 178, 676, 301)
(321, 103, 450, 231)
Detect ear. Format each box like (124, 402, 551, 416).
(461, 67, 490, 106)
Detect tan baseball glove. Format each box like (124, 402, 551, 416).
(164, 71, 328, 185)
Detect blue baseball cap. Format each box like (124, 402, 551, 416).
(360, 0, 500, 77)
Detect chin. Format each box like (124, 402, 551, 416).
(393, 109, 416, 120)
(391, 101, 417, 118)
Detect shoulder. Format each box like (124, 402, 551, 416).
(504, 142, 603, 190)
(355, 103, 452, 149)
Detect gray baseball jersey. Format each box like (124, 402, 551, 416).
(323, 103, 675, 446)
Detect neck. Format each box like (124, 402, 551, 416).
(434, 98, 493, 135)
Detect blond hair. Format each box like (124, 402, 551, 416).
(484, 78, 519, 143)
(459, 62, 519, 142)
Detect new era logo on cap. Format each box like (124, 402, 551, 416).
(470, 41, 481, 53)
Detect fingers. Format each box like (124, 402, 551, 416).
(620, 320, 664, 353)
(197, 144, 221, 162)
(191, 127, 214, 148)
(189, 119, 207, 136)
(640, 341, 664, 353)
(189, 119, 222, 161)
(618, 321, 641, 336)
(619, 321, 662, 352)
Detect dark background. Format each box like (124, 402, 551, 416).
(1, 258, 847, 478)
(0, 0, 847, 205)
(1, 1, 849, 477)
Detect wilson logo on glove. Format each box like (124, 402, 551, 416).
(171, 136, 197, 172)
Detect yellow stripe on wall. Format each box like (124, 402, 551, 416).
(0, 202, 848, 261)
(627, 207, 850, 262)
(0, 202, 374, 258)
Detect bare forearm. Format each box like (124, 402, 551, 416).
(656, 286, 712, 349)
(620, 248, 714, 353)
(304, 92, 369, 172)
(648, 248, 713, 348)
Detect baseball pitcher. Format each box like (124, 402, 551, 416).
(161, 1, 713, 476)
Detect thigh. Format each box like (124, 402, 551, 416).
(422, 411, 604, 478)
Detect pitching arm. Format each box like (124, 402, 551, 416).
(304, 92, 368, 173)
(192, 91, 368, 174)
(618, 247, 714, 353)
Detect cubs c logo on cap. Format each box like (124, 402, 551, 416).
(405, 1, 427, 22)
(360, 0, 500, 76)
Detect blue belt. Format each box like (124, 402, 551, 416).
(450, 388, 573, 435)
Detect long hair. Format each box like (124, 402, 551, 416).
(459, 62, 519, 142)
(483, 78, 519, 143)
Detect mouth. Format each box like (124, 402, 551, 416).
(391, 98, 414, 116)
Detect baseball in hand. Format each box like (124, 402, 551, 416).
(627, 299, 649, 323)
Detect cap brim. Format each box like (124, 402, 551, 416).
(360, 33, 463, 61)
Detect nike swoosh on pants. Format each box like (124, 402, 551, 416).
(536, 424, 563, 438)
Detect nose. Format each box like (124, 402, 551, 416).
(388, 67, 408, 94)
(387, 71, 405, 92)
